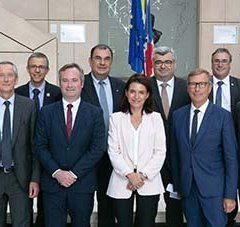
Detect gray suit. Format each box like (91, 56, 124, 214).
(0, 94, 40, 227)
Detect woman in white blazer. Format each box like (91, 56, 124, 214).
(107, 74, 166, 227)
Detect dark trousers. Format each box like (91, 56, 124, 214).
(97, 154, 115, 227)
(97, 190, 115, 227)
(183, 181, 227, 227)
(43, 190, 94, 227)
(113, 192, 159, 227)
(164, 192, 184, 227)
(35, 191, 44, 227)
(0, 170, 31, 227)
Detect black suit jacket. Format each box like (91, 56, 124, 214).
(12, 95, 40, 191)
(81, 73, 125, 189)
(15, 80, 62, 106)
(209, 76, 240, 121)
(150, 76, 190, 188)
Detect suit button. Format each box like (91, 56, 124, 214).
(66, 147, 70, 151)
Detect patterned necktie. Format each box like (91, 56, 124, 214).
(99, 80, 109, 131)
(161, 82, 169, 118)
(190, 109, 200, 146)
(215, 81, 224, 107)
(66, 104, 73, 139)
(33, 88, 40, 110)
(1, 101, 12, 168)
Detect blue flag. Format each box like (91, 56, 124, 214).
(128, 0, 145, 73)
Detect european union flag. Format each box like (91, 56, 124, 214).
(128, 0, 145, 73)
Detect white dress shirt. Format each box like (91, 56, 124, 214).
(0, 94, 15, 166)
(189, 99, 209, 136)
(212, 75, 231, 112)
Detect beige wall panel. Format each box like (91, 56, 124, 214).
(58, 43, 75, 70)
(49, 0, 74, 20)
(198, 23, 216, 71)
(36, 39, 59, 85)
(0, 35, 31, 52)
(199, 23, 240, 78)
(0, 0, 48, 19)
(74, 0, 99, 20)
(226, 0, 240, 21)
(74, 22, 99, 73)
(27, 20, 49, 33)
(199, 0, 225, 22)
(0, 53, 33, 85)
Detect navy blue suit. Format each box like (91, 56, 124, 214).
(81, 73, 125, 227)
(35, 100, 106, 227)
(171, 102, 238, 226)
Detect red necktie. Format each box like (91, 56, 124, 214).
(66, 104, 73, 139)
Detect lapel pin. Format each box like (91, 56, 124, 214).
(46, 93, 51, 97)
(116, 89, 119, 92)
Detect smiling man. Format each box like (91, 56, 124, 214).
(171, 68, 238, 227)
(209, 48, 240, 226)
(149, 46, 190, 227)
(35, 63, 105, 227)
(81, 44, 125, 227)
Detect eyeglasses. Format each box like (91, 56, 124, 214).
(188, 82, 210, 89)
(28, 65, 48, 71)
(0, 73, 15, 80)
(154, 60, 174, 67)
(212, 59, 230, 65)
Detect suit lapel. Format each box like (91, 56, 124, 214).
(43, 82, 52, 106)
(109, 77, 122, 112)
(12, 95, 22, 147)
(84, 74, 100, 106)
(56, 101, 67, 138)
(151, 77, 166, 119)
(194, 103, 212, 148)
(230, 76, 238, 113)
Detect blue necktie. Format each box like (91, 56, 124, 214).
(190, 109, 200, 146)
(33, 88, 40, 111)
(215, 81, 224, 107)
(1, 101, 12, 168)
(99, 81, 109, 132)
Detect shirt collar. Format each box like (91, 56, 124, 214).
(91, 73, 110, 86)
(213, 75, 229, 86)
(0, 94, 15, 106)
(156, 76, 174, 87)
(191, 99, 209, 114)
(29, 80, 46, 93)
(62, 97, 81, 109)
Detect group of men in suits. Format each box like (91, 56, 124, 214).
(1, 45, 240, 227)
(150, 46, 240, 227)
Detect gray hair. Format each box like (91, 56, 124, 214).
(153, 46, 177, 61)
(27, 52, 49, 69)
(0, 61, 18, 76)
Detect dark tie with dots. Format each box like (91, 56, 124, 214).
(1, 101, 12, 168)
(190, 109, 200, 146)
(215, 81, 224, 107)
(66, 104, 73, 139)
(33, 88, 40, 111)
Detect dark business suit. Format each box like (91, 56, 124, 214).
(150, 76, 190, 227)
(171, 102, 238, 226)
(15, 80, 61, 227)
(15, 80, 62, 106)
(0, 95, 40, 227)
(35, 100, 106, 227)
(209, 75, 240, 226)
(81, 73, 125, 227)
